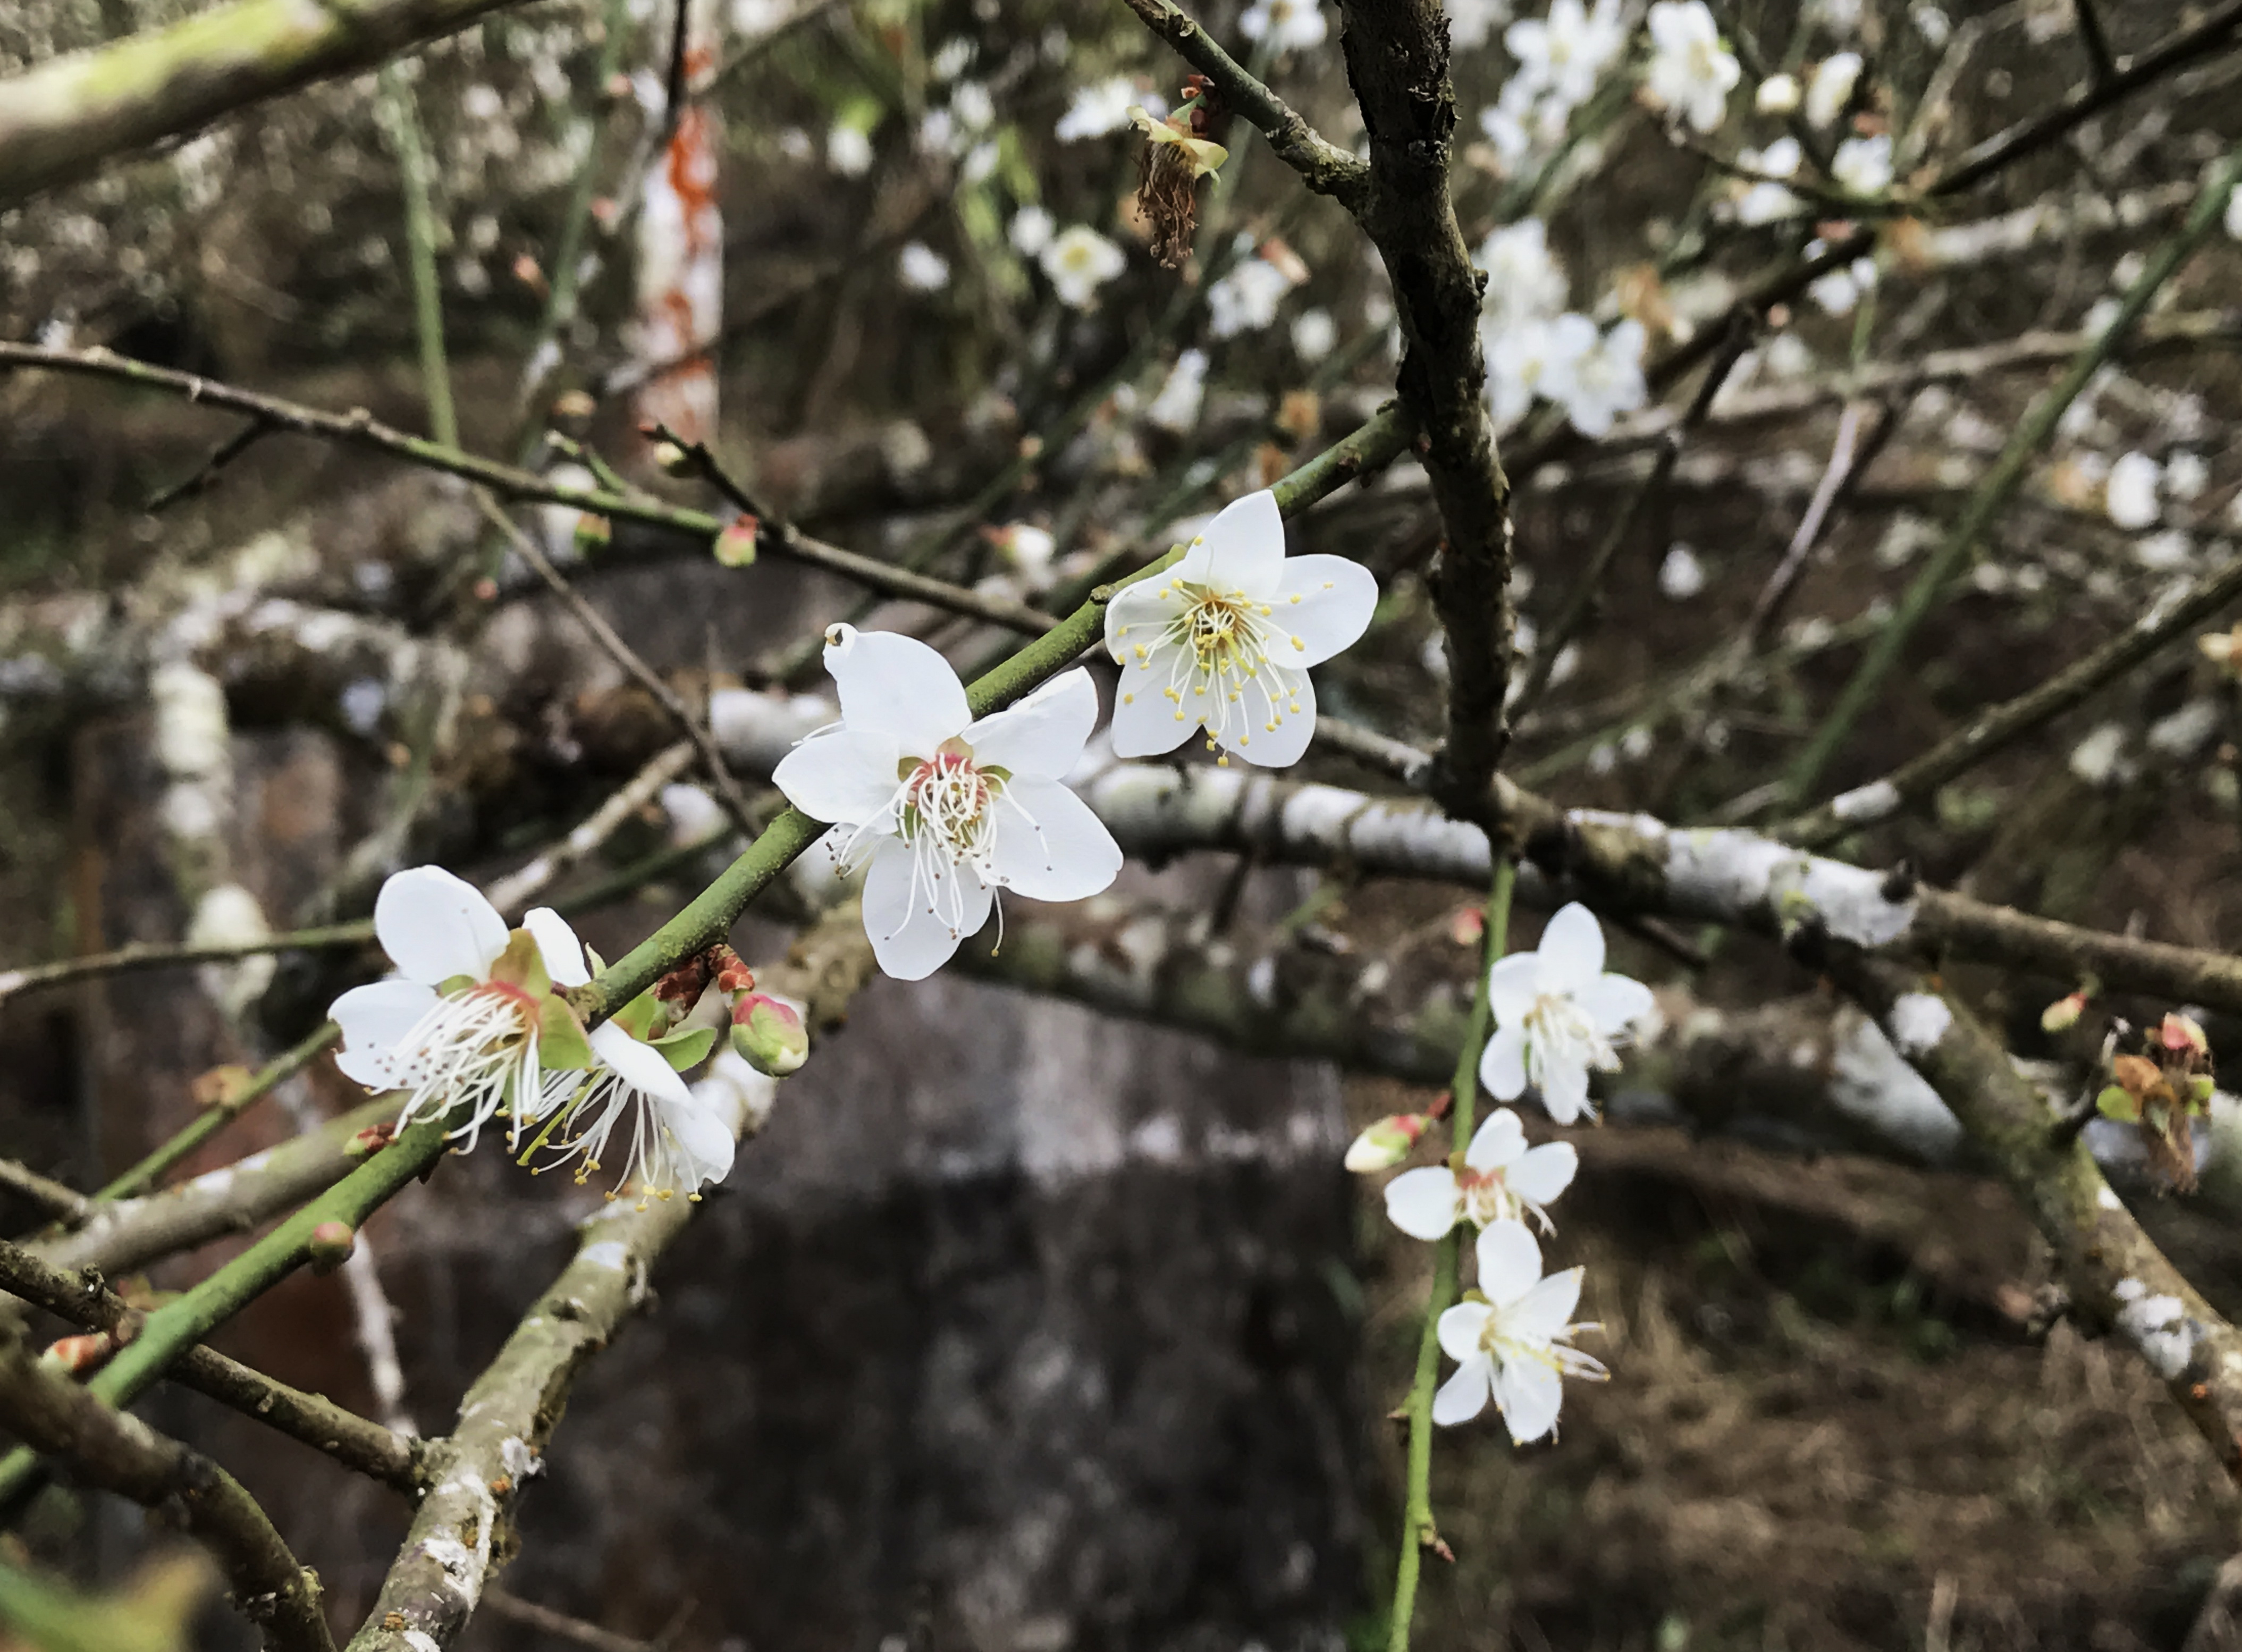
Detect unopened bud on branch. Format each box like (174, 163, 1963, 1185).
(308, 1220, 357, 1274)
(730, 993, 808, 1077)
(1345, 1112, 1430, 1173)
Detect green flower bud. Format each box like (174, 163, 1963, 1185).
(730, 993, 809, 1077)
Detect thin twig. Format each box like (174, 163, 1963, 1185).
(1386, 856, 1513, 1652)
(376, 64, 459, 451)
(0, 1161, 91, 1225)
(94, 1022, 342, 1203)
(1510, 318, 1754, 720)
(0, 1239, 421, 1496)
(0, 344, 1055, 637)
(147, 417, 271, 512)
(0, 1336, 338, 1651)
(1782, 544, 2242, 847)
(2074, 0, 2118, 85)
(0, 924, 373, 1008)
(486, 740, 699, 915)
(483, 1588, 672, 1652)
(1779, 144, 2242, 810)
(479, 498, 762, 837)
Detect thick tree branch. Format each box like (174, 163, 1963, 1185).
(0, 0, 530, 208)
(1333, 0, 1516, 817)
(0, 1337, 335, 1651)
(0, 1240, 422, 1496)
(1830, 954, 2242, 1486)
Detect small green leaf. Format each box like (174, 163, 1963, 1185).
(2096, 1084, 2140, 1123)
(2190, 1074, 2218, 1107)
(436, 973, 478, 996)
(612, 989, 663, 1041)
(651, 1026, 717, 1072)
(537, 997, 594, 1071)
(488, 929, 551, 996)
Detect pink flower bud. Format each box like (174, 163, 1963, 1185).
(2041, 990, 2088, 1033)
(653, 441, 692, 476)
(730, 994, 809, 1077)
(1344, 1112, 1429, 1174)
(44, 1333, 114, 1375)
(714, 517, 761, 567)
(307, 1220, 357, 1274)
(573, 513, 612, 554)
(2160, 1012, 2211, 1059)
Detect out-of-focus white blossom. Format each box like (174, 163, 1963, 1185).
(1485, 310, 1595, 427)
(1056, 75, 1145, 141)
(1641, 2, 1740, 134)
(1208, 254, 1299, 338)
(1148, 349, 1210, 432)
(1561, 318, 1648, 437)
(1832, 131, 1893, 196)
(1506, 0, 1628, 108)
(1805, 51, 1861, 127)
(1240, 0, 1330, 50)
(1292, 308, 1338, 361)
(1732, 137, 1801, 224)
(899, 242, 951, 291)
(2106, 451, 2163, 530)
(1755, 72, 1799, 114)
(1657, 543, 1706, 599)
(1040, 224, 1127, 308)
(1478, 217, 1569, 327)
(1447, 0, 1512, 48)
(1009, 205, 1055, 256)
(828, 123, 874, 176)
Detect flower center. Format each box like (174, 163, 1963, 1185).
(1525, 991, 1620, 1080)
(1150, 579, 1307, 752)
(901, 746, 998, 863)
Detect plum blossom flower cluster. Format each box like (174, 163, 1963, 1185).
(773, 490, 1378, 969)
(330, 867, 737, 1204)
(1351, 904, 1653, 1442)
(1478, 0, 1627, 173)
(1475, 218, 1648, 437)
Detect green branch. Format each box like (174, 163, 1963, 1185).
(376, 64, 458, 451)
(1386, 856, 1514, 1652)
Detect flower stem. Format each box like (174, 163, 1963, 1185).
(1386, 855, 1515, 1652)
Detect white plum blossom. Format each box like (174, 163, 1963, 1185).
(1009, 205, 1055, 257)
(1447, 0, 1512, 48)
(899, 242, 951, 291)
(1560, 318, 1648, 437)
(1480, 902, 1655, 1124)
(1805, 50, 1861, 127)
(1831, 131, 1893, 196)
(1208, 254, 1297, 338)
(1240, 0, 1329, 51)
(1477, 217, 1568, 329)
(1755, 72, 1800, 114)
(1506, 0, 1629, 110)
(1148, 348, 1210, 433)
(1657, 542, 1706, 599)
(1292, 308, 1338, 361)
(1485, 310, 1595, 427)
(827, 123, 874, 176)
(526, 1019, 734, 1200)
(1040, 224, 1127, 308)
(1641, 2, 1740, 134)
(1732, 136, 1802, 225)
(1103, 489, 1378, 766)
(773, 627, 1123, 980)
(2107, 451, 2163, 530)
(1384, 1108, 1579, 1239)
(329, 867, 595, 1151)
(1056, 75, 1144, 141)
(1434, 1221, 1606, 1439)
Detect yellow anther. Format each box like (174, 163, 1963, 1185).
(1292, 636, 1305, 650)
(1123, 693, 1135, 704)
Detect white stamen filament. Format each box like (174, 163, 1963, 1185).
(526, 1068, 694, 1206)
(829, 744, 1055, 946)
(384, 984, 548, 1151)
(1525, 991, 1623, 1089)
(1141, 579, 1306, 751)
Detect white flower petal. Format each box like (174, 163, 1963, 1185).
(963, 667, 1100, 779)
(989, 776, 1123, 901)
(1177, 489, 1285, 593)
(373, 865, 508, 985)
(1437, 1301, 1493, 1363)
(1493, 1357, 1564, 1443)
(330, 978, 436, 1086)
(1486, 953, 1541, 1026)
(1535, 902, 1606, 993)
(1108, 669, 1196, 758)
(1103, 580, 1182, 661)
(589, 1021, 695, 1108)
(1385, 1167, 1463, 1240)
(824, 625, 972, 756)
(1537, 1056, 1594, 1125)
(1267, 553, 1379, 667)
(524, 907, 590, 987)
(861, 836, 989, 980)
(1464, 1107, 1527, 1171)
(775, 727, 906, 826)
(1474, 1217, 1544, 1304)
(1578, 973, 1654, 1035)
(1220, 671, 1316, 768)
(1505, 1142, 1579, 1210)
(1506, 1266, 1584, 1340)
(1432, 1354, 1494, 1426)
(1480, 1024, 1529, 1099)
(658, 1092, 737, 1189)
